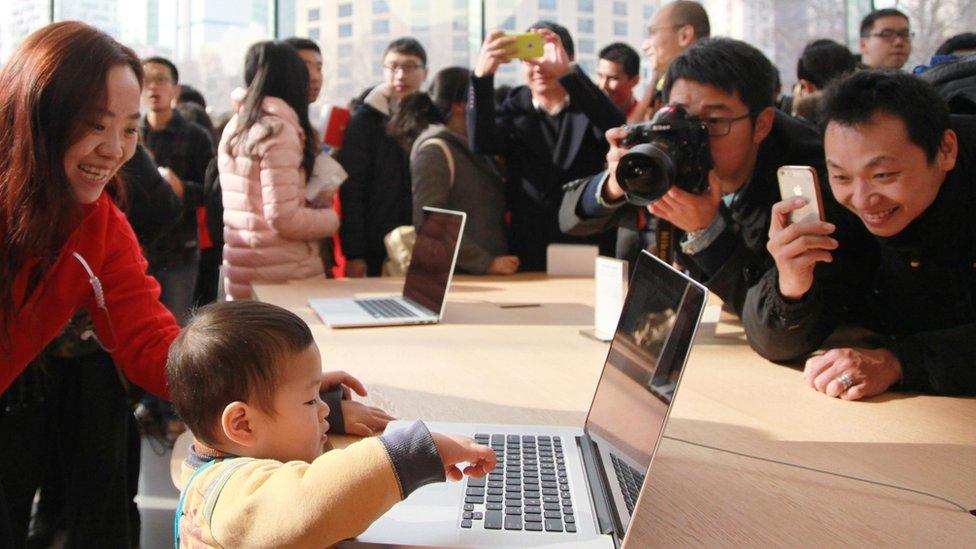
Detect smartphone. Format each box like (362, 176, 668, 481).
(507, 32, 544, 59)
(777, 165, 823, 224)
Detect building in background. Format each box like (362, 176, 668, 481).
(295, 0, 661, 109)
(2, 1, 974, 120)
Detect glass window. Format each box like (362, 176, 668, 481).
(643, 5, 655, 20)
(338, 4, 352, 18)
(578, 18, 594, 34)
(338, 43, 354, 58)
(579, 58, 596, 75)
(338, 23, 353, 38)
(455, 0, 468, 9)
(501, 15, 516, 31)
(453, 19, 467, 32)
(309, 27, 320, 41)
(373, 0, 390, 15)
(373, 19, 390, 34)
(579, 38, 594, 54)
(308, 8, 320, 22)
(338, 61, 353, 81)
(613, 2, 627, 16)
(372, 40, 389, 57)
(411, 0, 429, 10)
(454, 36, 469, 52)
(539, 0, 557, 9)
(614, 21, 627, 36)
(579, 0, 594, 13)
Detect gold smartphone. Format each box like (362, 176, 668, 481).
(777, 165, 824, 224)
(507, 32, 544, 59)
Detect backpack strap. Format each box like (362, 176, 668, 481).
(420, 137, 455, 188)
(174, 457, 248, 548)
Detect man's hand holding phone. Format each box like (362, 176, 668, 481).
(522, 28, 571, 79)
(475, 29, 567, 78)
(767, 198, 838, 299)
(474, 31, 518, 77)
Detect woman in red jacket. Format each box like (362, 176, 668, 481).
(0, 22, 180, 545)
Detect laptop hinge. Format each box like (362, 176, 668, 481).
(576, 433, 617, 541)
(402, 296, 436, 318)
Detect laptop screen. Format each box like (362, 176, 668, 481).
(583, 251, 707, 535)
(402, 208, 465, 315)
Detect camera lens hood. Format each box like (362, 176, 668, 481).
(615, 142, 676, 206)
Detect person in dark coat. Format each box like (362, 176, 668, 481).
(744, 70, 976, 399)
(467, 21, 624, 271)
(560, 38, 870, 316)
(338, 37, 429, 277)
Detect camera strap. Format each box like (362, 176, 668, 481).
(656, 219, 676, 264)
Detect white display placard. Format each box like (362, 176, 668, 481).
(593, 256, 628, 341)
(546, 244, 599, 277)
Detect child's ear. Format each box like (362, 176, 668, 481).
(221, 401, 257, 447)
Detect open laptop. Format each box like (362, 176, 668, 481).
(350, 250, 709, 548)
(310, 207, 466, 328)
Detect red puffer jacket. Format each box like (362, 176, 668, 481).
(2, 193, 179, 398)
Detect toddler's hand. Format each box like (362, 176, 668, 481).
(431, 433, 497, 482)
(342, 400, 395, 436)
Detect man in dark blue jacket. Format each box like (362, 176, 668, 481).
(744, 71, 976, 399)
(468, 21, 624, 271)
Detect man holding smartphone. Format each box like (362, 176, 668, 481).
(743, 71, 976, 400)
(468, 21, 624, 271)
(560, 38, 862, 315)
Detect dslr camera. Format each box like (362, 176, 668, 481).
(614, 105, 712, 206)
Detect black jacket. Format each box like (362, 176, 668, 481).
(743, 116, 976, 395)
(467, 65, 625, 271)
(119, 144, 183, 268)
(560, 110, 863, 315)
(140, 110, 215, 267)
(337, 99, 412, 276)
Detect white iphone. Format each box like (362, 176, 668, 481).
(777, 165, 823, 224)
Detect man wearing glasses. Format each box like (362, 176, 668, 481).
(338, 38, 429, 277)
(858, 8, 913, 70)
(560, 39, 857, 316)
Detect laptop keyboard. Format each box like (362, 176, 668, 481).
(460, 434, 578, 533)
(610, 453, 646, 514)
(354, 298, 418, 318)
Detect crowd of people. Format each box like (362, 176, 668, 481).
(1, 2, 974, 547)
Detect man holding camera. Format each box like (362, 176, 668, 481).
(560, 38, 857, 315)
(743, 71, 976, 399)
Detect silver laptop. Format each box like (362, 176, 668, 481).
(350, 250, 709, 548)
(310, 207, 466, 328)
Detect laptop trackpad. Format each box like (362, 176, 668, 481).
(354, 481, 462, 545)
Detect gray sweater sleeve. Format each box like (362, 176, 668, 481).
(411, 141, 494, 274)
(379, 420, 446, 498)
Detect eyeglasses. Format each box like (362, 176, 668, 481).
(866, 29, 914, 42)
(383, 63, 425, 74)
(144, 75, 173, 86)
(701, 112, 755, 137)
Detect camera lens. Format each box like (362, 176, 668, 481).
(615, 143, 676, 205)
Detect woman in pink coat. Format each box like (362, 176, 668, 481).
(219, 41, 339, 299)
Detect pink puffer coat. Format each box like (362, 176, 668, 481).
(219, 97, 338, 299)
